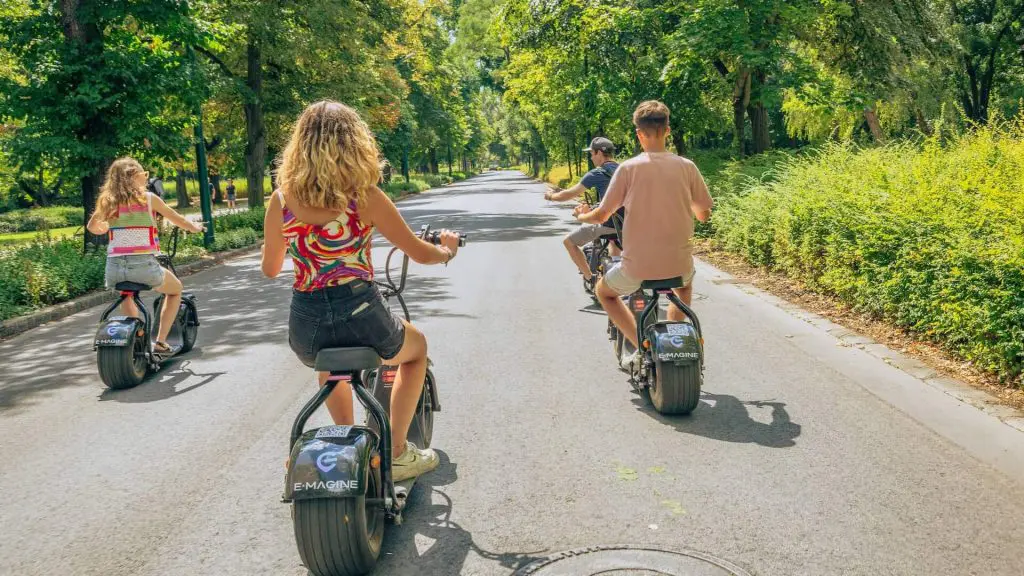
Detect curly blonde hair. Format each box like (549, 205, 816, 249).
(277, 100, 381, 210)
(97, 157, 148, 220)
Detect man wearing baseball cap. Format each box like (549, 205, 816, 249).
(544, 137, 623, 288)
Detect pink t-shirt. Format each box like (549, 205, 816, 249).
(599, 152, 713, 280)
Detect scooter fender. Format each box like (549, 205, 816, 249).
(646, 321, 702, 366)
(284, 425, 377, 502)
(94, 316, 144, 348)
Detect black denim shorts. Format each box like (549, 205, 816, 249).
(288, 280, 406, 368)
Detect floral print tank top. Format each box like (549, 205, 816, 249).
(281, 192, 374, 292)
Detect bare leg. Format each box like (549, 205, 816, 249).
(563, 237, 592, 279)
(318, 372, 354, 425)
(382, 320, 427, 458)
(120, 298, 141, 319)
(153, 269, 183, 344)
(597, 278, 638, 348)
(666, 284, 694, 321)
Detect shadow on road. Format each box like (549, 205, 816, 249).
(98, 359, 226, 404)
(633, 392, 802, 448)
(378, 450, 546, 574)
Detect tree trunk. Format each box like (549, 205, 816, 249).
(447, 141, 453, 177)
(211, 174, 223, 204)
(429, 148, 439, 174)
(864, 106, 886, 143)
(81, 159, 110, 251)
(732, 70, 751, 157)
(748, 101, 770, 154)
(244, 35, 266, 209)
(175, 169, 190, 208)
(671, 125, 687, 156)
(401, 145, 409, 182)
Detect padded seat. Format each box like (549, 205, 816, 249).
(115, 281, 152, 292)
(314, 347, 382, 373)
(641, 277, 685, 291)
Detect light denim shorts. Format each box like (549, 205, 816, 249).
(105, 255, 166, 289)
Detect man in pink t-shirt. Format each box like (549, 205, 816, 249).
(577, 100, 713, 370)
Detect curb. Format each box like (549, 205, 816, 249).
(0, 243, 261, 341)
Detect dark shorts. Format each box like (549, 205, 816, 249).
(288, 280, 406, 368)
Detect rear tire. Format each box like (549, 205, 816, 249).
(293, 468, 383, 576)
(648, 362, 702, 415)
(97, 336, 148, 390)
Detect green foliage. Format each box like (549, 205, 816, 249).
(0, 239, 105, 320)
(710, 123, 1024, 383)
(0, 206, 83, 233)
(384, 179, 430, 197)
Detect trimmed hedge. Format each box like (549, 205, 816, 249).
(708, 126, 1024, 384)
(0, 206, 83, 233)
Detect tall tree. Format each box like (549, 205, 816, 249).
(0, 0, 203, 247)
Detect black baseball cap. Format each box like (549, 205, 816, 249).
(583, 137, 616, 153)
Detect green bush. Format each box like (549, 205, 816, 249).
(711, 125, 1024, 384)
(0, 206, 83, 233)
(383, 179, 430, 198)
(210, 228, 261, 252)
(0, 239, 105, 320)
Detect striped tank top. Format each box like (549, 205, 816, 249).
(107, 193, 160, 256)
(281, 192, 374, 292)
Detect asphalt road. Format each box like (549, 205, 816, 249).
(2, 171, 1023, 576)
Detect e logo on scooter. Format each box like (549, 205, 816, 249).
(316, 451, 343, 473)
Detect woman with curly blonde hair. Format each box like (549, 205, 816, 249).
(87, 157, 205, 353)
(261, 100, 461, 481)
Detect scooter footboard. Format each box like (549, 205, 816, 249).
(284, 425, 377, 502)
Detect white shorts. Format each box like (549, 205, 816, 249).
(603, 262, 695, 296)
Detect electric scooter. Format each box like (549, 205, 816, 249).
(283, 225, 465, 576)
(93, 227, 199, 390)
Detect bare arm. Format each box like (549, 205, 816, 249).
(87, 210, 110, 235)
(363, 187, 458, 264)
(690, 166, 713, 223)
(544, 182, 585, 202)
(261, 191, 288, 278)
(151, 194, 204, 233)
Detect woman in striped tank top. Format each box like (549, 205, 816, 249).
(261, 101, 461, 482)
(87, 157, 205, 353)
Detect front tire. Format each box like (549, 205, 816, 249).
(293, 468, 383, 576)
(180, 305, 198, 353)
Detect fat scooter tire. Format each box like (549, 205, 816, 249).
(97, 335, 148, 390)
(648, 361, 701, 415)
(293, 468, 384, 576)
(180, 305, 198, 353)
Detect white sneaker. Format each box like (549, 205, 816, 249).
(620, 349, 641, 372)
(392, 441, 439, 482)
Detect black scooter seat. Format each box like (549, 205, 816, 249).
(641, 277, 685, 291)
(315, 347, 382, 373)
(115, 281, 152, 292)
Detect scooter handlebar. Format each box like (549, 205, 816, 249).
(425, 230, 467, 247)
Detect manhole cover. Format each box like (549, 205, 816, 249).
(515, 546, 752, 576)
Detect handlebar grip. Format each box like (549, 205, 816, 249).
(427, 231, 467, 247)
